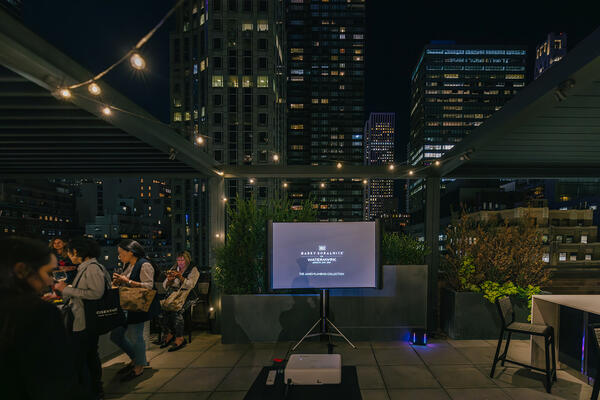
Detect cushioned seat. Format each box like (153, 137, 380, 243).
(507, 322, 552, 335)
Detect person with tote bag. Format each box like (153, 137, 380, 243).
(110, 240, 159, 382)
(54, 237, 112, 400)
(156, 251, 199, 352)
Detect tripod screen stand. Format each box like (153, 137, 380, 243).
(292, 289, 356, 351)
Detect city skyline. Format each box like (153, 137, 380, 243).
(21, 1, 600, 161)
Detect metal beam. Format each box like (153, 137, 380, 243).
(222, 164, 428, 179)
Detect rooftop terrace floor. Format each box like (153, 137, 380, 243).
(102, 333, 593, 400)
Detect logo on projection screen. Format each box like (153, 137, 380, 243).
(300, 244, 344, 265)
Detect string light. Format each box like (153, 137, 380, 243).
(283, 182, 288, 188)
(59, 89, 71, 99)
(320, 182, 326, 189)
(363, 179, 368, 185)
(215, 233, 221, 238)
(434, 160, 441, 166)
(388, 164, 395, 171)
(196, 136, 204, 145)
(409, 170, 414, 175)
(216, 171, 224, 176)
(273, 154, 280, 162)
(102, 106, 112, 116)
(336, 162, 342, 169)
(249, 178, 255, 184)
(222, 197, 228, 202)
(130, 53, 146, 70)
(88, 83, 101, 96)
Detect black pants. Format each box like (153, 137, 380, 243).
(73, 330, 103, 397)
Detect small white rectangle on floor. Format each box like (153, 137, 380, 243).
(284, 354, 342, 385)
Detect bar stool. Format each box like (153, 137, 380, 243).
(591, 324, 600, 400)
(490, 296, 557, 393)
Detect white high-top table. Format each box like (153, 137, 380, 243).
(530, 295, 600, 374)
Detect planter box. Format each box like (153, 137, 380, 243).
(220, 265, 428, 343)
(440, 288, 529, 340)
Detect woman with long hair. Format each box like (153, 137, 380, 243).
(50, 236, 77, 284)
(0, 237, 77, 399)
(156, 251, 199, 352)
(110, 239, 158, 382)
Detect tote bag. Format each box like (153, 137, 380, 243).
(160, 285, 191, 312)
(119, 286, 157, 312)
(84, 279, 126, 335)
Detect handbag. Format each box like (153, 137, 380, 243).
(160, 284, 191, 312)
(119, 286, 157, 312)
(84, 279, 126, 335)
(60, 302, 75, 333)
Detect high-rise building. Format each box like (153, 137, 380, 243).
(534, 32, 567, 80)
(77, 178, 172, 269)
(170, 0, 286, 265)
(408, 42, 527, 213)
(0, 179, 80, 240)
(364, 112, 395, 221)
(285, 0, 366, 221)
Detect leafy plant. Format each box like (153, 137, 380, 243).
(213, 194, 317, 294)
(381, 232, 429, 265)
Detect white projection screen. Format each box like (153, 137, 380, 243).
(268, 221, 380, 289)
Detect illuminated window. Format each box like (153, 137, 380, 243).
(173, 112, 182, 122)
(257, 76, 268, 87)
(290, 104, 304, 109)
(212, 75, 224, 87)
(290, 124, 304, 130)
(228, 76, 239, 87)
(321, 98, 328, 104)
(257, 21, 269, 31)
(444, 73, 459, 79)
(242, 23, 253, 31)
(312, 98, 319, 104)
(290, 48, 304, 53)
(586, 254, 592, 261)
(582, 235, 588, 244)
(242, 76, 252, 87)
(505, 74, 525, 80)
(184, 112, 191, 121)
(542, 253, 550, 263)
(559, 252, 566, 262)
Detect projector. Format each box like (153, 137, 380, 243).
(284, 354, 342, 385)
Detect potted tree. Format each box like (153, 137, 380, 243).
(440, 212, 549, 339)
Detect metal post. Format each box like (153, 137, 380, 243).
(425, 177, 440, 332)
(208, 176, 225, 333)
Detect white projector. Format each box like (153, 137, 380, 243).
(284, 354, 342, 385)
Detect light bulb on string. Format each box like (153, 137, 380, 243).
(249, 178, 255, 184)
(434, 160, 441, 167)
(388, 164, 395, 171)
(196, 136, 204, 145)
(88, 83, 101, 96)
(273, 154, 280, 162)
(363, 179, 368, 185)
(102, 106, 112, 116)
(283, 182, 288, 188)
(320, 182, 326, 189)
(336, 162, 342, 169)
(59, 89, 71, 99)
(130, 53, 146, 70)
(409, 170, 414, 176)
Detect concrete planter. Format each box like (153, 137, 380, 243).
(221, 265, 428, 343)
(440, 288, 529, 340)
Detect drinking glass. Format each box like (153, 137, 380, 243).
(52, 270, 67, 282)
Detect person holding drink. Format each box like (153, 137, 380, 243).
(110, 239, 158, 382)
(156, 251, 199, 352)
(50, 236, 77, 284)
(0, 237, 78, 399)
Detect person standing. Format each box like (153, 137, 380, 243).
(50, 237, 77, 284)
(110, 240, 158, 382)
(156, 251, 199, 352)
(0, 237, 78, 399)
(54, 237, 111, 400)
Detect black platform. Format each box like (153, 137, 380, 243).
(244, 366, 362, 400)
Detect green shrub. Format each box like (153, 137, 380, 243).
(213, 195, 317, 294)
(381, 232, 429, 265)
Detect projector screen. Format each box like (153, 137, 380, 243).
(269, 221, 379, 289)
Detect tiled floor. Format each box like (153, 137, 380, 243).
(102, 333, 594, 400)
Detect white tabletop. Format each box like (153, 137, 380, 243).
(532, 294, 600, 315)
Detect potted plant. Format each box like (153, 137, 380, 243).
(440, 212, 550, 339)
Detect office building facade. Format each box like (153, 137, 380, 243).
(408, 43, 527, 213)
(170, 0, 286, 265)
(534, 32, 567, 80)
(364, 112, 395, 220)
(286, 0, 366, 221)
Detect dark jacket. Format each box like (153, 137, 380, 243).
(0, 291, 77, 399)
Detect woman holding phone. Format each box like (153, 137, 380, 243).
(110, 240, 158, 382)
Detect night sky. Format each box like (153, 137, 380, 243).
(22, 1, 600, 161)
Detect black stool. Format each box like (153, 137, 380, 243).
(590, 324, 600, 400)
(490, 296, 557, 393)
